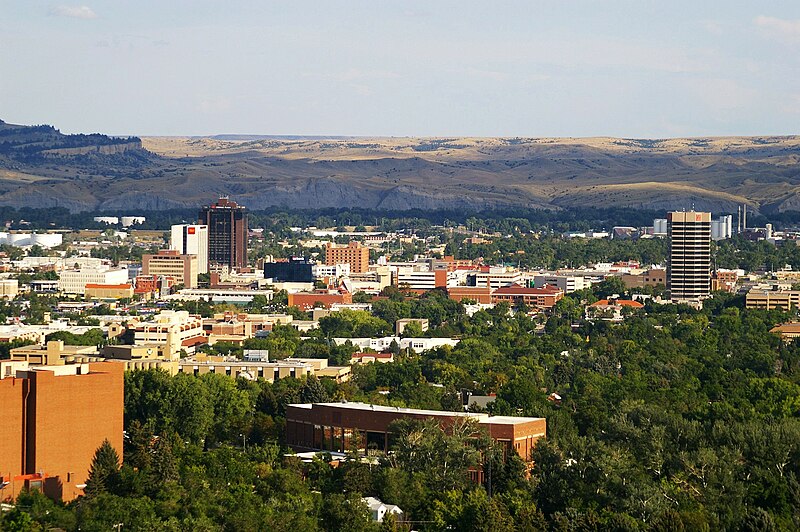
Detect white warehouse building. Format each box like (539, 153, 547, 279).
(58, 267, 129, 295)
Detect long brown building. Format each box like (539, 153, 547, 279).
(199, 197, 248, 270)
(0, 361, 124, 502)
(285, 402, 546, 462)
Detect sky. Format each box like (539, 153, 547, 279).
(2, 1, 800, 138)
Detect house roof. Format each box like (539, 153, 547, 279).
(771, 322, 800, 333)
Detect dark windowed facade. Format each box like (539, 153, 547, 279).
(263, 258, 313, 283)
(199, 197, 248, 270)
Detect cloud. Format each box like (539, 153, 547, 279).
(754, 15, 800, 43)
(49, 5, 98, 19)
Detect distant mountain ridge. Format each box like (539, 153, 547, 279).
(0, 119, 143, 158)
(1, 119, 799, 214)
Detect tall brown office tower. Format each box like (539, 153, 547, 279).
(199, 197, 248, 270)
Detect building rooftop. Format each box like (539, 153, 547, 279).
(590, 299, 645, 308)
(493, 283, 562, 295)
(289, 402, 544, 425)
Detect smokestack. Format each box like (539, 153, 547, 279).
(737, 205, 741, 233)
(743, 204, 747, 231)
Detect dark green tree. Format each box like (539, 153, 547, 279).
(84, 439, 121, 497)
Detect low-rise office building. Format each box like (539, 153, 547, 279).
(84, 283, 134, 300)
(533, 274, 588, 294)
(285, 402, 546, 462)
(491, 284, 563, 309)
(770, 322, 800, 342)
(746, 288, 800, 310)
(178, 354, 313, 382)
(58, 267, 129, 295)
(132, 310, 207, 354)
(288, 290, 352, 310)
(331, 336, 460, 352)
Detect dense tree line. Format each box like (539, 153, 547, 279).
(4, 282, 800, 529)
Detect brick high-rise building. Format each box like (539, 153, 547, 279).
(667, 211, 712, 304)
(325, 241, 370, 273)
(0, 360, 124, 502)
(142, 250, 198, 288)
(199, 197, 248, 270)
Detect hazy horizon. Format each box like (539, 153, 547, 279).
(2, 1, 800, 138)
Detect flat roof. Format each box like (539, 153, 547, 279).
(288, 402, 544, 424)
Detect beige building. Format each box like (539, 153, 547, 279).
(395, 318, 429, 335)
(10, 341, 100, 366)
(132, 310, 207, 354)
(621, 269, 666, 290)
(770, 323, 800, 342)
(85, 283, 134, 300)
(0, 279, 19, 299)
(325, 241, 370, 273)
(285, 357, 352, 382)
(746, 289, 800, 310)
(178, 354, 313, 382)
(142, 250, 198, 288)
(58, 267, 129, 295)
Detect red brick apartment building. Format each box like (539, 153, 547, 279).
(288, 290, 353, 310)
(325, 241, 370, 273)
(0, 362, 123, 502)
(285, 402, 546, 462)
(448, 285, 493, 304)
(490, 284, 564, 309)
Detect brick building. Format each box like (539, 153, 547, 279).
(620, 268, 667, 290)
(84, 283, 134, 300)
(325, 242, 370, 273)
(288, 290, 353, 310)
(448, 285, 492, 304)
(490, 284, 563, 309)
(0, 361, 124, 502)
(134, 274, 175, 297)
(285, 402, 546, 462)
(142, 250, 198, 288)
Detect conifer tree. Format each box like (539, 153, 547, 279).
(83, 439, 120, 497)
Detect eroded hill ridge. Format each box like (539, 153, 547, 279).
(1, 119, 799, 213)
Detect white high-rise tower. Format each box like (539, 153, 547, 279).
(170, 224, 209, 274)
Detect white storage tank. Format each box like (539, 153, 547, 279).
(7, 233, 31, 246)
(121, 216, 146, 227)
(31, 233, 63, 248)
